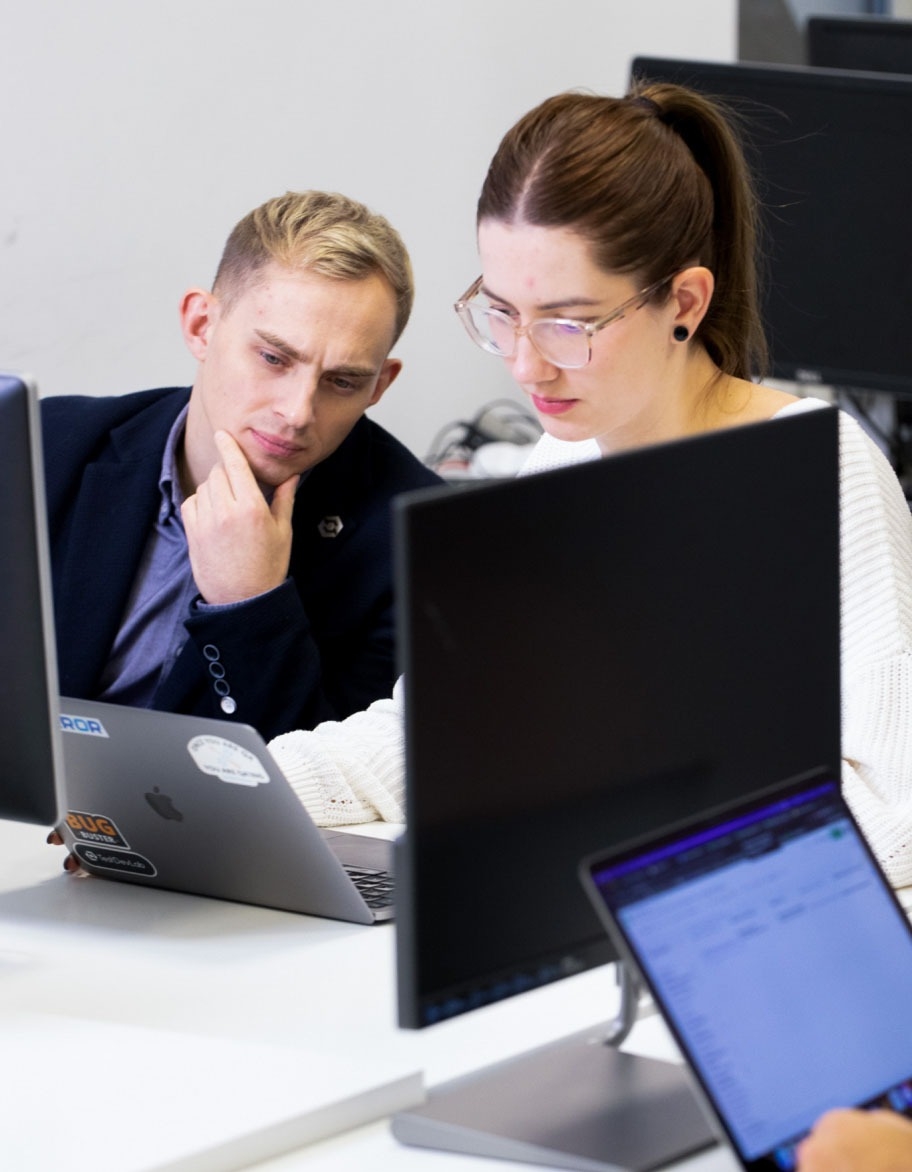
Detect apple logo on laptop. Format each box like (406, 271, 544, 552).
(144, 786, 183, 822)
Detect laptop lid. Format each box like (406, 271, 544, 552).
(57, 697, 393, 924)
(580, 770, 912, 1171)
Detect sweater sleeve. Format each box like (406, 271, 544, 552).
(267, 677, 406, 826)
(836, 411, 912, 887)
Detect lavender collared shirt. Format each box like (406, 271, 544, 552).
(97, 406, 198, 707)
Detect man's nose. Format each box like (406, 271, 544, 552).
(275, 374, 318, 428)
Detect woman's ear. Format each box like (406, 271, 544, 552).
(670, 266, 715, 337)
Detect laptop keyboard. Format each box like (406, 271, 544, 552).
(343, 865, 395, 909)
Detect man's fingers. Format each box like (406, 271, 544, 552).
(180, 430, 295, 604)
(213, 429, 257, 497)
(271, 474, 300, 524)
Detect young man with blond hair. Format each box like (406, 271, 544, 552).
(42, 190, 440, 741)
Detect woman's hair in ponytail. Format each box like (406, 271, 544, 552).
(477, 80, 768, 381)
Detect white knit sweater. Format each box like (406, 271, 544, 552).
(269, 398, 912, 888)
(268, 678, 407, 828)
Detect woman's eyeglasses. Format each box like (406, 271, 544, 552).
(454, 275, 673, 370)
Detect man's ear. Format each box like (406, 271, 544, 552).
(368, 357, 402, 407)
(670, 266, 715, 336)
(179, 288, 218, 362)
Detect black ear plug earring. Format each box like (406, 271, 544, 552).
(673, 325, 690, 342)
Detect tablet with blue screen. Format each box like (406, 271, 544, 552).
(580, 769, 912, 1171)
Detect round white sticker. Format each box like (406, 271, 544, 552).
(187, 735, 271, 787)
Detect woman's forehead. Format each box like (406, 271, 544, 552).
(477, 220, 631, 307)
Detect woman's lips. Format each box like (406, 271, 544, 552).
(530, 394, 578, 417)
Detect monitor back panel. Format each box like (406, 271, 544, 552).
(0, 372, 63, 826)
(395, 409, 841, 1026)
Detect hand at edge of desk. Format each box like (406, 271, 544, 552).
(46, 830, 90, 876)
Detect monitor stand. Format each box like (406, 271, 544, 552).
(391, 965, 717, 1172)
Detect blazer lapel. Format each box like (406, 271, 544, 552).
(53, 396, 184, 697)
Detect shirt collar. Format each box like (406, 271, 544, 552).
(158, 405, 190, 524)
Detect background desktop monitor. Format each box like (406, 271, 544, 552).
(392, 409, 841, 1167)
(0, 372, 64, 826)
(630, 56, 912, 401)
(806, 14, 912, 74)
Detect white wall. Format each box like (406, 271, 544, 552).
(0, 1, 736, 459)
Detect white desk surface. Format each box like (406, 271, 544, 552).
(1, 818, 908, 1172)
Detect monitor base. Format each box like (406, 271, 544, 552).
(392, 1019, 717, 1172)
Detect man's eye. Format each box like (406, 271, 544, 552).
(260, 351, 285, 367)
(328, 375, 358, 392)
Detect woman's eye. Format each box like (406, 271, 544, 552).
(539, 320, 585, 340)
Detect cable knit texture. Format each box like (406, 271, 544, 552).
(268, 678, 406, 825)
(269, 398, 912, 889)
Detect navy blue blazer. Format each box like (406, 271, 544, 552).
(41, 387, 442, 740)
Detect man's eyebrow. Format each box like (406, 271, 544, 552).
(255, 329, 305, 362)
(255, 330, 379, 379)
(255, 330, 376, 378)
(326, 366, 378, 380)
(479, 283, 603, 314)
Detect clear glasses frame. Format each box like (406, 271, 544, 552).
(454, 274, 674, 370)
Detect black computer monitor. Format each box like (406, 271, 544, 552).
(392, 408, 841, 1170)
(807, 14, 912, 74)
(0, 372, 64, 826)
(630, 56, 912, 400)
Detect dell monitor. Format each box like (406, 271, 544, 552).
(807, 14, 912, 74)
(0, 372, 64, 826)
(392, 408, 841, 1170)
(630, 56, 912, 402)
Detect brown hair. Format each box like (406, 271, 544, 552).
(477, 81, 768, 381)
(213, 190, 414, 346)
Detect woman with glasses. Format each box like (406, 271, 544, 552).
(272, 81, 912, 893)
(455, 85, 789, 457)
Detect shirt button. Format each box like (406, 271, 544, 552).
(220, 696, 237, 715)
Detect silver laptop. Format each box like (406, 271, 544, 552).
(580, 768, 912, 1171)
(57, 697, 394, 923)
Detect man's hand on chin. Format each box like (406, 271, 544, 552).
(181, 430, 299, 604)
